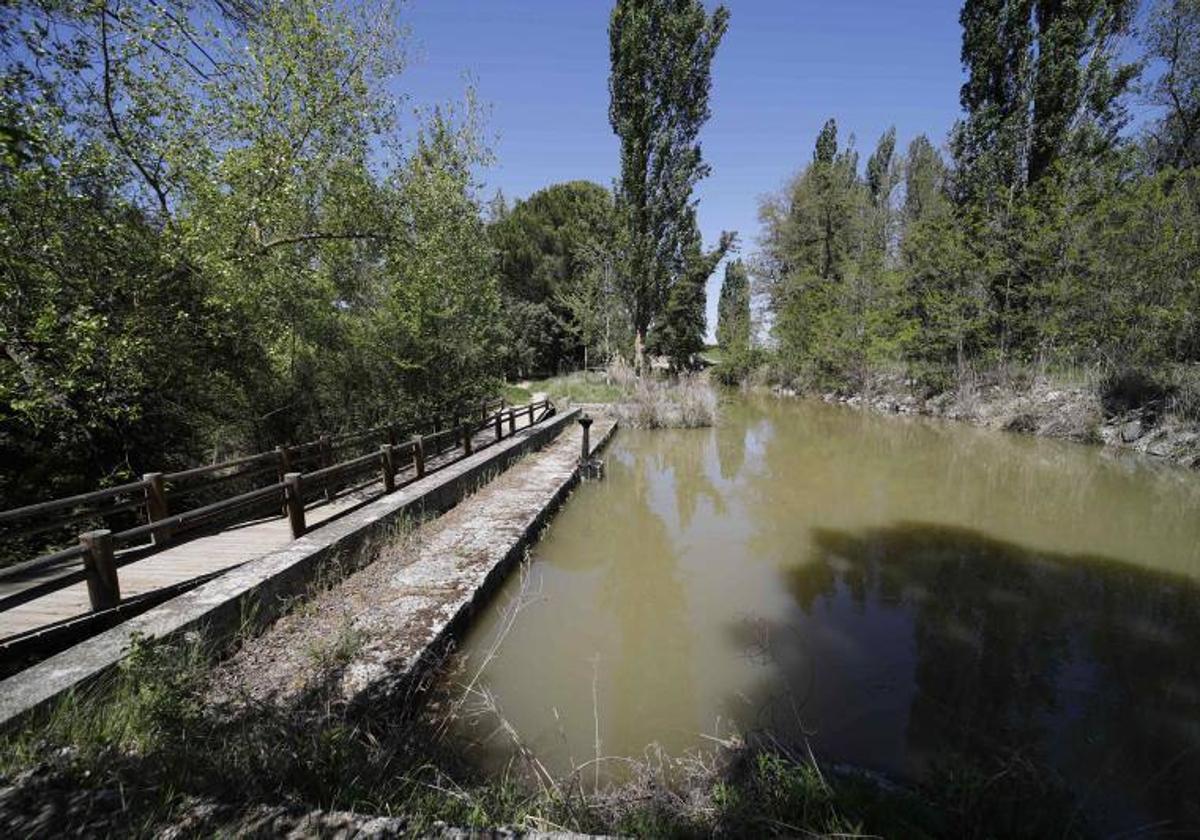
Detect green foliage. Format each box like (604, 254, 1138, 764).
(0, 1, 502, 518)
(648, 215, 728, 371)
(608, 0, 733, 366)
(524, 371, 627, 404)
(759, 120, 910, 387)
(489, 181, 618, 375)
(716, 259, 751, 353)
(713, 259, 755, 384)
(762, 5, 1200, 394)
(954, 0, 1135, 199)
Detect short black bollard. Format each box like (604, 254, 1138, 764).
(579, 413, 593, 462)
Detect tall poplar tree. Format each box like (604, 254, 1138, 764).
(608, 0, 732, 370)
(954, 0, 1136, 198)
(716, 258, 751, 352)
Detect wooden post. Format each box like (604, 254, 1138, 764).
(80, 529, 119, 611)
(528, 403, 535, 426)
(412, 435, 426, 478)
(508, 408, 516, 436)
(481, 400, 488, 422)
(319, 433, 333, 500)
(494, 412, 503, 441)
(461, 422, 473, 456)
(283, 472, 306, 538)
(380, 444, 396, 493)
(143, 472, 171, 546)
(276, 444, 293, 476)
(276, 445, 292, 515)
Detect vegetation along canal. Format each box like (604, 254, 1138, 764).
(451, 395, 1200, 833)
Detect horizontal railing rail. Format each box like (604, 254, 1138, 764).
(0, 398, 552, 622)
(0, 397, 505, 558)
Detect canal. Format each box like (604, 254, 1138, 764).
(451, 395, 1200, 831)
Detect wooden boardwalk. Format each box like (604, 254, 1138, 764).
(0, 414, 539, 643)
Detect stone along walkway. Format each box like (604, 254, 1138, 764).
(209, 414, 616, 711)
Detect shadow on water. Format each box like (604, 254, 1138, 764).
(730, 521, 1200, 833)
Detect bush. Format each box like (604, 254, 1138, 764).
(1098, 368, 1172, 418)
(712, 348, 765, 387)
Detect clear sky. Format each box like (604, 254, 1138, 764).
(395, 1, 968, 340)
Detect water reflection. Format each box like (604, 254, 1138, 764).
(602, 445, 698, 753)
(742, 522, 1200, 830)
(451, 396, 1200, 833)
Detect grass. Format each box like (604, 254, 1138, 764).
(505, 361, 719, 429)
(525, 370, 628, 404)
(500, 382, 533, 405)
(616, 373, 718, 429)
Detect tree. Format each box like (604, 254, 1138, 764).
(0, 0, 504, 523)
(716, 259, 751, 353)
(951, 0, 1138, 361)
(1145, 0, 1200, 169)
(489, 180, 616, 375)
(649, 213, 729, 370)
(608, 0, 733, 370)
(953, 0, 1136, 199)
(758, 118, 864, 381)
(903, 135, 949, 224)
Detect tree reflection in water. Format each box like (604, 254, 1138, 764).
(735, 522, 1200, 831)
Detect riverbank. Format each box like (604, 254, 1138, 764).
(769, 369, 1200, 469)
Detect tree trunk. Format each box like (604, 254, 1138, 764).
(634, 327, 646, 375)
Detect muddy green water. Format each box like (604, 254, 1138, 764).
(452, 397, 1200, 831)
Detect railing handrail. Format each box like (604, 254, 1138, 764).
(0, 479, 150, 527)
(0, 399, 552, 609)
(0, 397, 506, 527)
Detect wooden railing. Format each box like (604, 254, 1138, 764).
(0, 398, 555, 617)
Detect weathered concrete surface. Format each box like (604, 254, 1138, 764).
(209, 416, 617, 711)
(0, 409, 578, 730)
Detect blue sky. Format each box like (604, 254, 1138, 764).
(396, 1, 969, 340)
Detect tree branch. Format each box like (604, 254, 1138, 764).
(254, 231, 388, 253)
(99, 4, 171, 218)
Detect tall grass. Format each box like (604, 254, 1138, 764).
(616, 373, 718, 429)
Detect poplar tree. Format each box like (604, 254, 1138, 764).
(716, 259, 751, 353)
(953, 0, 1136, 197)
(608, 0, 732, 371)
